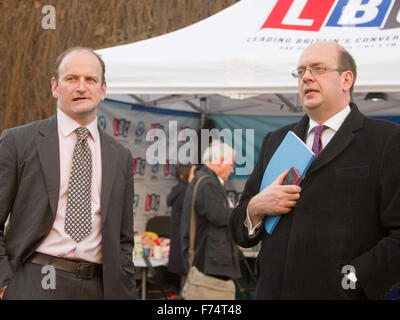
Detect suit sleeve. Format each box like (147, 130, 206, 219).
(119, 151, 135, 274)
(0, 130, 18, 289)
(229, 132, 272, 248)
(351, 126, 400, 299)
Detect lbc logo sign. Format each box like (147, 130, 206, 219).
(261, 0, 400, 31)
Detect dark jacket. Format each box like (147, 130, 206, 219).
(167, 182, 188, 275)
(181, 166, 241, 280)
(230, 104, 400, 299)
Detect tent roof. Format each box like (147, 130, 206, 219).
(96, 0, 400, 95)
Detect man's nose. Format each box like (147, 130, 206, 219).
(76, 78, 87, 92)
(301, 68, 315, 82)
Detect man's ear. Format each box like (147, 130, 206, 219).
(342, 71, 354, 93)
(100, 81, 107, 101)
(216, 157, 226, 173)
(51, 77, 58, 99)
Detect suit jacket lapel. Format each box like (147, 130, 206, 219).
(306, 103, 364, 177)
(99, 129, 117, 226)
(36, 115, 60, 218)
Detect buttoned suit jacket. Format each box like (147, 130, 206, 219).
(0, 115, 136, 299)
(230, 103, 400, 299)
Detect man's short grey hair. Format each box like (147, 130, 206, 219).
(202, 140, 235, 164)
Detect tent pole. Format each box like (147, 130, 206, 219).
(275, 94, 300, 112)
(200, 97, 207, 127)
(129, 94, 146, 105)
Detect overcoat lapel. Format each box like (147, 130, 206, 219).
(289, 103, 364, 178)
(36, 115, 60, 218)
(306, 104, 364, 177)
(291, 114, 309, 142)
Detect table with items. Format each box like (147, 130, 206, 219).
(133, 232, 170, 300)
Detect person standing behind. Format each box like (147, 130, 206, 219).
(230, 42, 400, 299)
(167, 163, 196, 293)
(0, 47, 135, 300)
(181, 140, 241, 289)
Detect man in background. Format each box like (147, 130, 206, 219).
(181, 140, 241, 289)
(230, 42, 400, 299)
(0, 47, 135, 299)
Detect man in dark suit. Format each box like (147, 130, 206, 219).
(230, 42, 400, 299)
(0, 47, 136, 299)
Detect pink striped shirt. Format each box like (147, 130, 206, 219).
(36, 109, 102, 263)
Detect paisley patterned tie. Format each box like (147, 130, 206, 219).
(64, 127, 92, 242)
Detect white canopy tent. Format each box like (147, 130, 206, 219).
(95, 0, 400, 233)
(96, 0, 400, 116)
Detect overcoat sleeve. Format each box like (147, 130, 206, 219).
(351, 126, 400, 299)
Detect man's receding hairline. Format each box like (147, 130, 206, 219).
(54, 47, 106, 84)
(58, 49, 101, 70)
(300, 42, 343, 67)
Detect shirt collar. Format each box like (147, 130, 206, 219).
(57, 108, 99, 142)
(308, 105, 351, 135)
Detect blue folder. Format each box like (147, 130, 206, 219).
(260, 131, 315, 234)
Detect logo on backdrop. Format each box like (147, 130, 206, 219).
(135, 121, 145, 137)
(151, 162, 159, 180)
(163, 160, 175, 177)
(98, 115, 107, 130)
(133, 157, 146, 176)
(113, 118, 131, 137)
(151, 162, 159, 174)
(134, 120, 146, 144)
(145, 193, 161, 212)
(133, 194, 140, 209)
(261, 0, 399, 31)
(148, 123, 165, 141)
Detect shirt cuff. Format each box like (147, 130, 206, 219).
(245, 207, 262, 236)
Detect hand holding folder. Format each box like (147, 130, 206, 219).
(259, 131, 315, 234)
